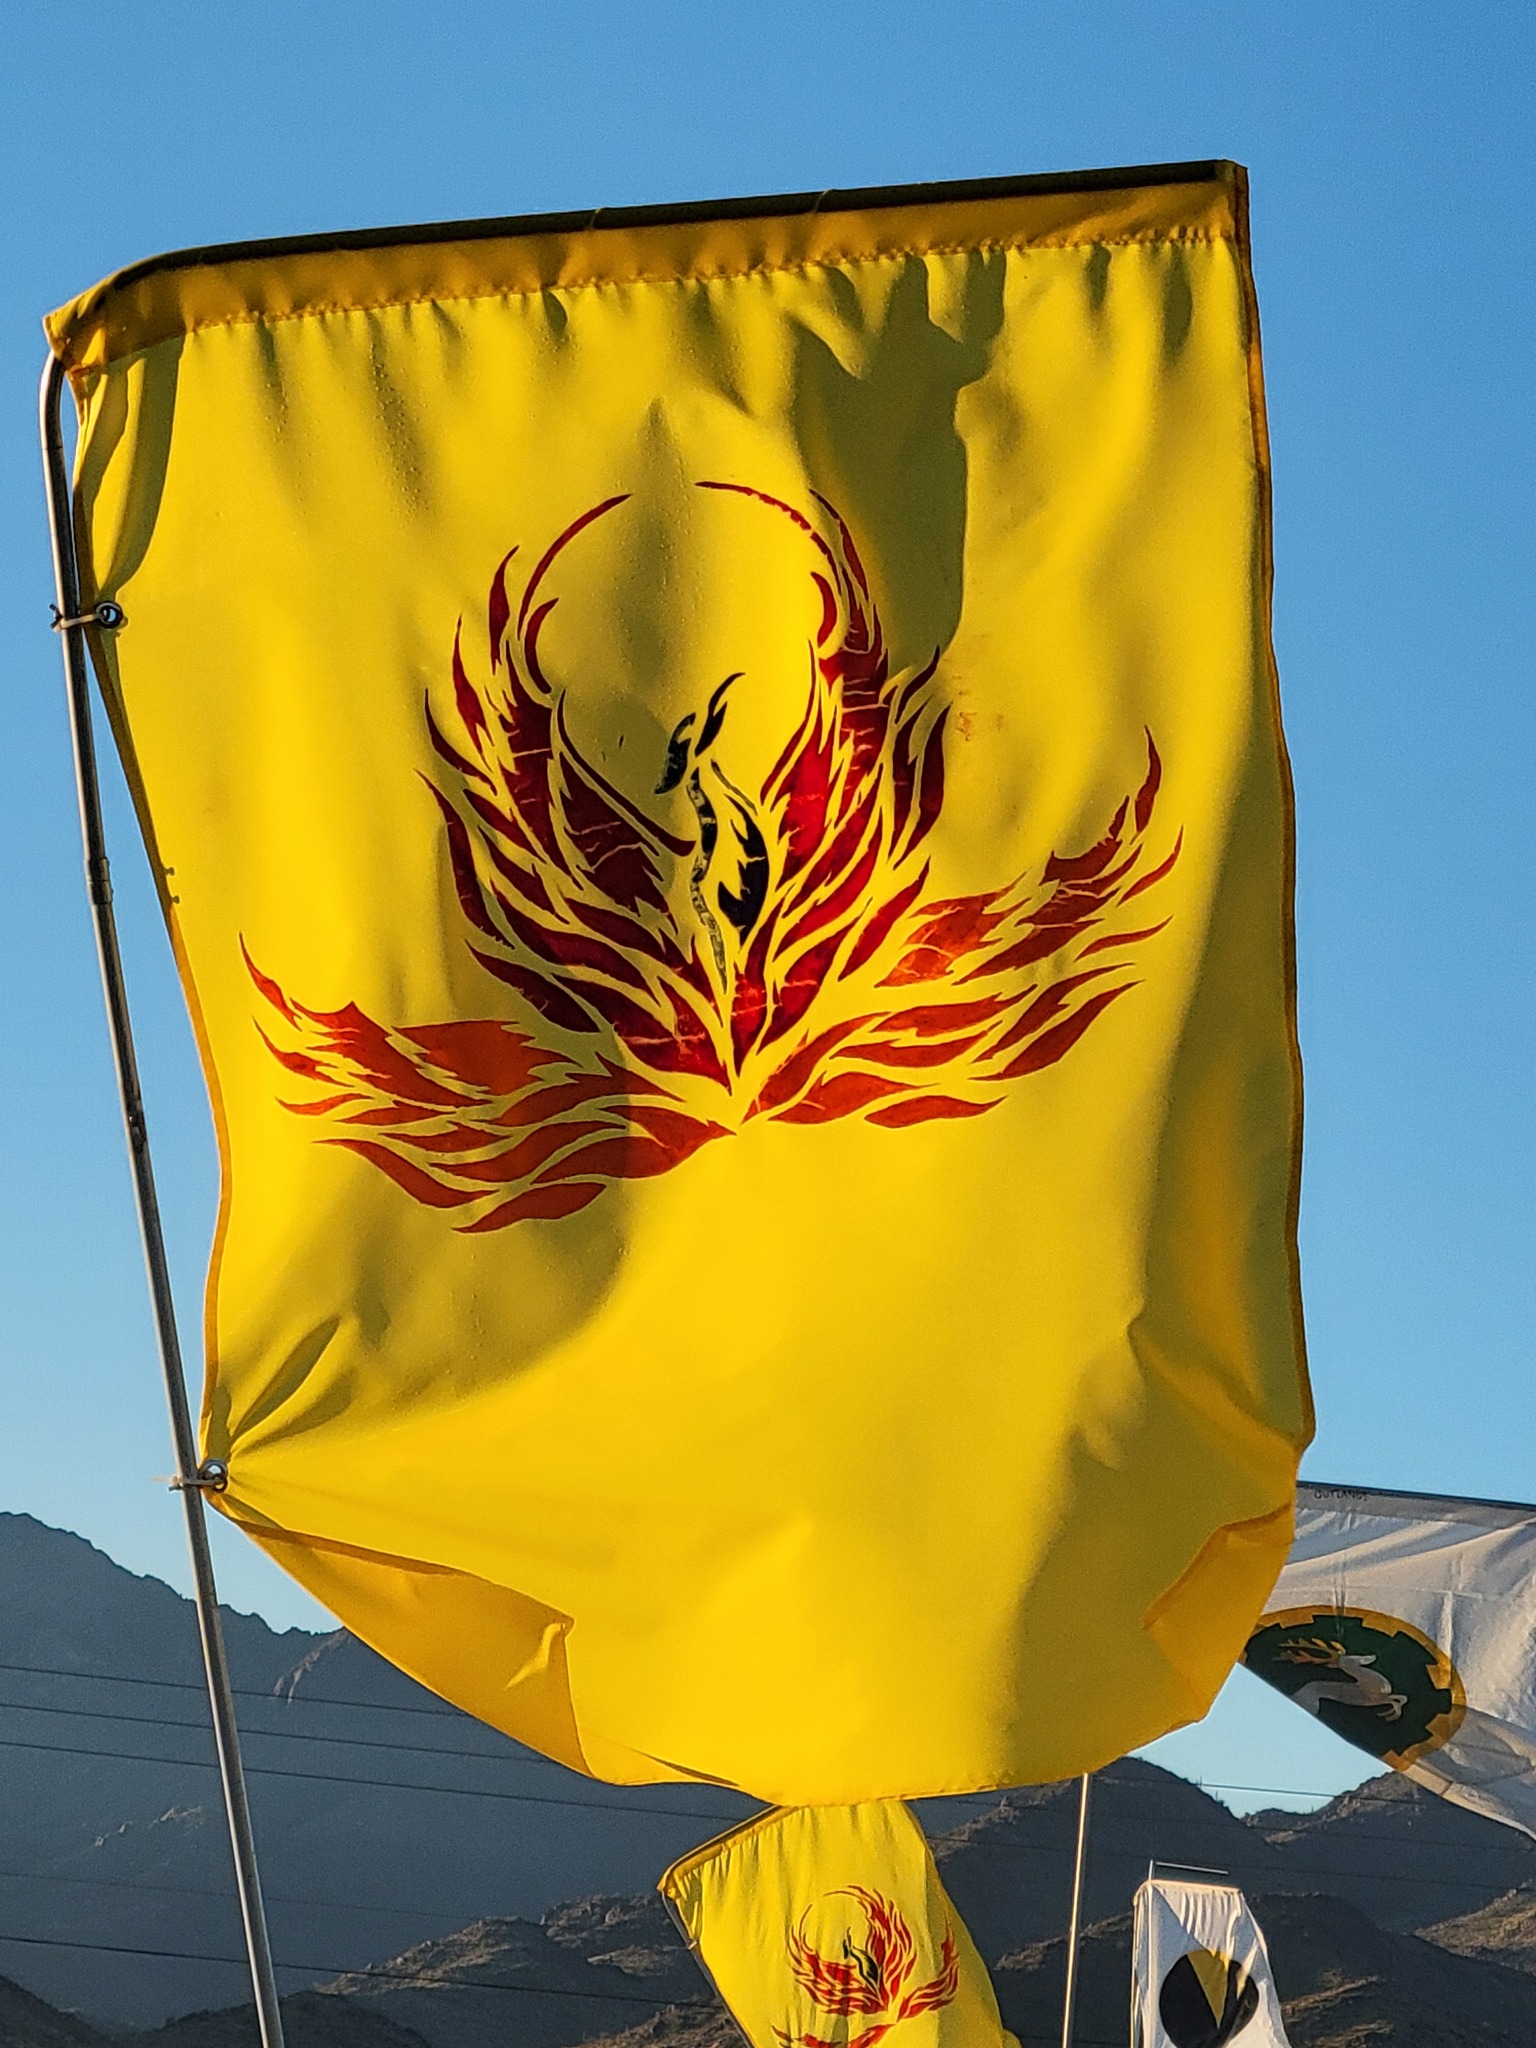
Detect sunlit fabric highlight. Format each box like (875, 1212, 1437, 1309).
(47, 162, 1309, 1801)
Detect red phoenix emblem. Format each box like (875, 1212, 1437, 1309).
(251, 483, 1179, 1231)
(777, 1887, 961, 2048)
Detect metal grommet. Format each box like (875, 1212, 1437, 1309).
(49, 600, 126, 632)
(171, 1459, 229, 1494)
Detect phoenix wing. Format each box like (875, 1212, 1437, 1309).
(253, 485, 1179, 1231)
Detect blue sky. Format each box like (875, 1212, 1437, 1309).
(1, 1, 1531, 1813)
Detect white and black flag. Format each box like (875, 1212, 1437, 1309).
(1132, 1877, 1290, 2048)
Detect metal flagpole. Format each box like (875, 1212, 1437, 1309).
(1058, 1771, 1092, 2048)
(39, 353, 288, 2048)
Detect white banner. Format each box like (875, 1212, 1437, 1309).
(1131, 1878, 1290, 2048)
(1244, 1480, 1536, 1838)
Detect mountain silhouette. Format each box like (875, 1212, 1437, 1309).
(0, 1513, 753, 2027)
(7, 1510, 1536, 2047)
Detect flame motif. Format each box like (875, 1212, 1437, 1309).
(776, 1887, 961, 2048)
(250, 484, 1180, 1232)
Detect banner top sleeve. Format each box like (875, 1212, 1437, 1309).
(46, 161, 1244, 377)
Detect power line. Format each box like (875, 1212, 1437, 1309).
(942, 1828, 1521, 1873)
(1187, 1776, 1421, 1805)
(0, 1816, 1522, 1933)
(7, 1728, 1394, 1845)
(0, 1927, 715, 2008)
(0, 1730, 750, 1824)
(0, 1717, 1512, 1863)
(0, 1653, 468, 1721)
(0, 1661, 1503, 2044)
(1, 1710, 1517, 1893)
(0, 1654, 1453, 1821)
(4, 1665, 1524, 1896)
(0, 1689, 584, 1768)
(0, 1827, 1519, 2032)
(940, 1839, 1530, 1895)
(0, 1861, 486, 1925)
(0, 1657, 1437, 1811)
(952, 1767, 1528, 1831)
(0, 1926, 1411, 2048)
(0, 1652, 1415, 1809)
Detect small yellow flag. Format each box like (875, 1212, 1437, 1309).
(662, 1802, 1016, 2048)
(46, 162, 1309, 1802)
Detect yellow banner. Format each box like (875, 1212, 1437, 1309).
(662, 1802, 1015, 2048)
(49, 163, 1309, 1801)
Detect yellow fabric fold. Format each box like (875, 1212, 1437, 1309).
(662, 1802, 1017, 2048)
(47, 174, 1236, 375)
(52, 162, 1308, 1801)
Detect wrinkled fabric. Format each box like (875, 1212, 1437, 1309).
(662, 1801, 1015, 2048)
(1249, 1482, 1536, 1839)
(48, 164, 1307, 1801)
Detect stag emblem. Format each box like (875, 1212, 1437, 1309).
(1275, 1636, 1408, 1723)
(1243, 1606, 1466, 1771)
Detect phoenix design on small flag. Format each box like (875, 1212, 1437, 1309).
(776, 1887, 960, 2048)
(250, 483, 1180, 1232)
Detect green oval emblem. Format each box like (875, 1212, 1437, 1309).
(1242, 1605, 1465, 1769)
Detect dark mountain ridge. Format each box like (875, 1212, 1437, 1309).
(0, 1513, 753, 2027)
(934, 1758, 1536, 1948)
(8, 1512, 1536, 2047)
(990, 1891, 1536, 2048)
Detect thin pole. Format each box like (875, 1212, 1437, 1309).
(39, 353, 287, 2048)
(1059, 1771, 1092, 2048)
